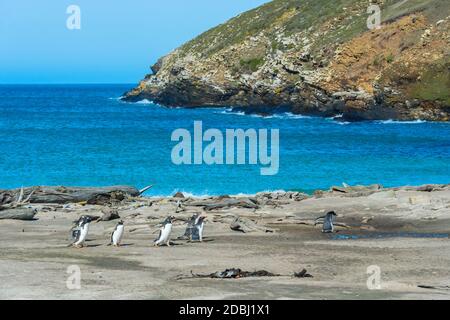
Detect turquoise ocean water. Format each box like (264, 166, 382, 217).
(0, 84, 449, 196)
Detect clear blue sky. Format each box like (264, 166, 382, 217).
(1, 0, 269, 84)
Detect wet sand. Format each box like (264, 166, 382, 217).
(1, 186, 449, 300)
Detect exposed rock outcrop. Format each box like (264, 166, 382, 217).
(123, 0, 449, 121)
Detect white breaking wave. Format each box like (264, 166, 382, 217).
(253, 112, 311, 119)
(256, 189, 288, 194)
(325, 116, 351, 125)
(216, 110, 311, 120)
(377, 119, 427, 124)
(119, 98, 155, 105)
(279, 112, 311, 119)
(147, 189, 291, 198)
(135, 99, 153, 105)
(215, 110, 247, 116)
(151, 190, 214, 199)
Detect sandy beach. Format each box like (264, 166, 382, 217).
(1, 184, 449, 300)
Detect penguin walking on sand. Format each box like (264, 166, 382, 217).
(322, 211, 337, 233)
(71, 216, 93, 248)
(70, 215, 87, 243)
(154, 216, 175, 247)
(109, 220, 125, 247)
(179, 213, 199, 240)
(191, 216, 206, 242)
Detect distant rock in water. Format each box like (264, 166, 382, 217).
(123, 0, 450, 122)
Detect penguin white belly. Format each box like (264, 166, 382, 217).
(112, 225, 124, 246)
(75, 223, 90, 246)
(198, 222, 204, 241)
(155, 224, 172, 245)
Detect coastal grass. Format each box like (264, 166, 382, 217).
(409, 61, 450, 105)
(180, 0, 370, 58)
(179, 0, 448, 59)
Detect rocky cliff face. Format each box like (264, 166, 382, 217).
(123, 0, 450, 121)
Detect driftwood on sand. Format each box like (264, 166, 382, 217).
(176, 268, 312, 280)
(0, 187, 37, 220)
(230, 216, 274, 233)
(0, 185, 148, 220)
(178, 268, 279, 280)
(314, 184, 383, 198)
(0, 207, 37, 220)
(188, 198, 259, 211)
(0, 186, 142, 205)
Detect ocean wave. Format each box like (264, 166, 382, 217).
(151, 190, 214, 198)
(325, 115, 351, 125)
(216, 110, 311, 120)
(118, 98, 155, 105)
(215, 110, 247, 116)
(134, 99, 153, 105)
(327, 114, 343, 120)
(262, 112, 311, 120)
(256, 189, 288, 194)
(147, 189, 291, 198)
(176, 191, 268, 198)
(377, 119, 427, 124)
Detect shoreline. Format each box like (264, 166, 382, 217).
(121, 96, 450, 123)
(2, 182, 449, 199)
(1, 183, 449, 299)
(119, 96, 450, 124)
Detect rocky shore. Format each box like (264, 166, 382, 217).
(123, 0, 449, 122)
(1, 183, 449, 299)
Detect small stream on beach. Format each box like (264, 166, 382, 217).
(332, 233, 450, 240)
(1, 84, 449, 196)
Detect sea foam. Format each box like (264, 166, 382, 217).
(377, 119, 427, 124)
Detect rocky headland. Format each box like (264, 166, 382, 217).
(123, 0, 449, 121)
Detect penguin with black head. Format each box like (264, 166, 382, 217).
(322, 211, 337, 233)
(70, 216, 85, 242)
(109, 220, 125, 247)
(179, 213, 199, 240)
(191, 216, 206, 242)
(154, 216, 175, 247)
(71, 216, 93, 248)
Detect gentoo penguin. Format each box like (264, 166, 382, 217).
(154, 216, 175, 247)
(179, 213, 199, 240)
(70, 215, 87, 242)
(72, 216, 93, 248)
(109, 220, 125, 247)
(322, 211, 337, 233)
(191, 216, 206, 242)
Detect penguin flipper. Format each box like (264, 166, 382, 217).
(154, 229, 162, 242)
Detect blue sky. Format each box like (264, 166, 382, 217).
(1, 0, 269, 84)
